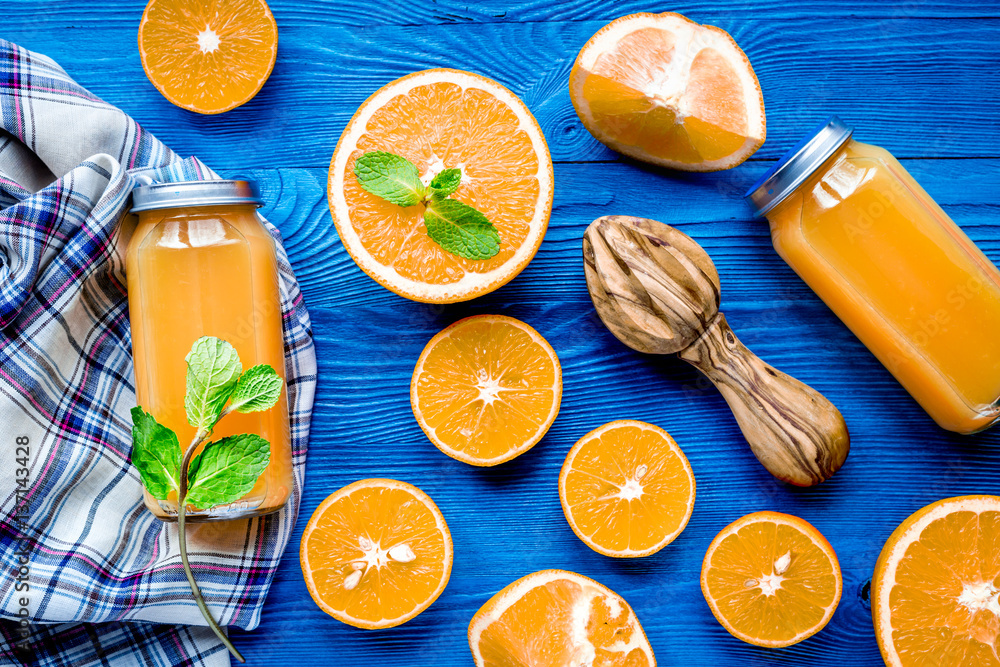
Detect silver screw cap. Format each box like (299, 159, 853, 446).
(131, 179, 263, 212)
(745, 117, 853, 217)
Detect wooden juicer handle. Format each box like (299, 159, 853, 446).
(678, 313, 849, 486)
(583, 215, 849, 487)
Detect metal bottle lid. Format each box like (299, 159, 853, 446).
(131, 179, 263, 212)
(744, 116, 854, 217)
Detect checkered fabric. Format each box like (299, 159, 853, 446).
(0, 40, 316, 666)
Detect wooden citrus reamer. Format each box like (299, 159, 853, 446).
(583, 215, 849, 486)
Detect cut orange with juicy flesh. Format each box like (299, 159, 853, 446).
(138, 0, 277, 114)
(300, 479, 453, 629)
(873, 495, 1000, 667)
(559, 420, 695, 558)
(328, 69, 554, 303)
(701, 511, 842, 647)
(469, 569, 656, 666)
(411, 315, 561, 466)
(570, 12, 765, 171)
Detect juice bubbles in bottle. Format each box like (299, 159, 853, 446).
(746, 118, 1000, 434)
(126, 180, 292, 520)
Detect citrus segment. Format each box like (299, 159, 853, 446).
(469, 570, 656, 666)
(559, 420, 695, 558)
(300, 479, 452, 629)
(411, 315, 561, 466)
(701, 511, 842, 647)
(329, 69, 554, 303)
(873, 495, 1000, 667)
(570, 12, 765, 171)
(138, 0, 278, 114)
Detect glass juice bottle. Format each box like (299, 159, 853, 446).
(126, 180, 292, 520)
(746, 117, 1000, 434)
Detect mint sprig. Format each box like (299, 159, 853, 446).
(128, 336, 284, 664)
(228, 364, 284, 414)
(424, 198, 500, 260)
(130, 407, 181, 500)
(184, 336, 242, 435)
(186, 434, 271, 509)
(353, 151, 501, 260)
(428, 168, 462, 199)
(353, 151, 425, 207)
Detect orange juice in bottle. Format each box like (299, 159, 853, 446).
(126, 180, 292, 520)
(746, 118, 1000, 434)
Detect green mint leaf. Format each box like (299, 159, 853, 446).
(185, 434, 271, 510)
(184, 336, 242, 433)
(130, 407, 182, 500)
(428, 168, 462, 198)
(423, 198, 501, 260)
(228, 365, 284, 414)
(354, 151, 425, 207)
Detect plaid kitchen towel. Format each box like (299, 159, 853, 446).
(0, 39, 317, 666)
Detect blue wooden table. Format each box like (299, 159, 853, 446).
(8, 1, 1000, 664)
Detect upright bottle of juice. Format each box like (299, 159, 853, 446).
(126, 180, 292, 520)
(746, 118, 1000, 434)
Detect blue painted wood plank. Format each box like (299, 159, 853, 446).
(3, 11, 1000, 168)
(4, 0, 997, 27)
(224, 159, 1000, 665)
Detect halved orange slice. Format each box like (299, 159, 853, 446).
(701, 511, 842, 647)
(411, 315, 561, 466)
(328, 69, 554, 303)
(873, 495, 1000, 667)
(559, 420, 695, 557)
(138, 0, 278, 114)
(570, 12, 765, 171)
(300, 479, 453, 629)
(468, 569, 656, 666)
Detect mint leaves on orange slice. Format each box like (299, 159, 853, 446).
(428, 168, 462, 198)
(423, 198, 500, 260)
(353, 151, 425, 207)
(354, 151, 501, 260)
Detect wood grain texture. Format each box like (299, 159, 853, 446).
(6, 1, 1000, 665)
(584, 216, 721, 355)
(678, 313, 850, 486)
(5, 10, 1000, 168)
(6, 0, 998, 30)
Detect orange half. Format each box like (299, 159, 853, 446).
(138, 0, 278, 114)
(468, 569, 656, 666)
(300, 479, 453, 629)
(328, 69, 554, 303)
(559, 420, 695, 557)
(411, 315, 561, 466)
(701, 511, 842, 647)
(873, 495, 1000, 667)
(570, 12, 765, 171)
